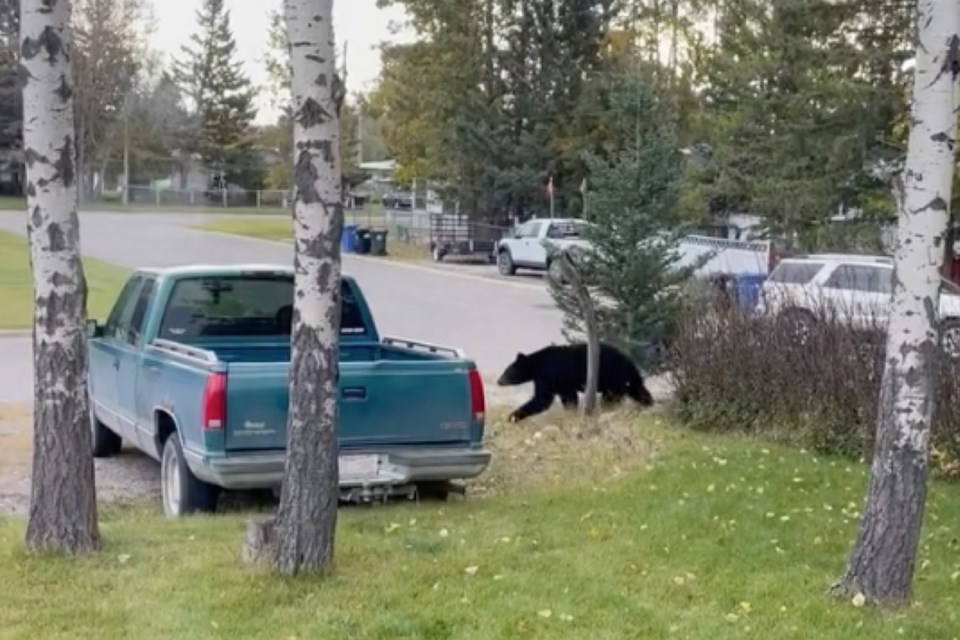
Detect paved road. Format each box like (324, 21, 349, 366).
(0, 211, 562, 403)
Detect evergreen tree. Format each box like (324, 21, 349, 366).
(173, 0, 259, 187)
(548, 72, 688, 367)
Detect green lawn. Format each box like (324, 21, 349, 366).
(0, 230, 129, 329)
(193, 216, 431, 262)
(2, 410, 959, 639)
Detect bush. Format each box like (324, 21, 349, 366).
(670, 297, 960, 475)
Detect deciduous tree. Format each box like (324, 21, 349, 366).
(20, 0, 100, 555)
(831, 0, 960, 605)
(244, 0, 344, 576)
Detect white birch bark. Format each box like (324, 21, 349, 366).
(20, 0, 100, 553)
(243, 0, 344, 575)
(833, 0, 960, 604)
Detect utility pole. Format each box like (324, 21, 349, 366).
(122, 93, 130, 206)
(356, 100, 363, 166)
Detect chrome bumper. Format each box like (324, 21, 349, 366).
(183, 446, 492, 491)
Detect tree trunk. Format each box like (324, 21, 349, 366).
(243, 0, 343, 576)
(20, 0, 100, 554)
(557, 249, 599, 418)
(831, 0, 959, 605)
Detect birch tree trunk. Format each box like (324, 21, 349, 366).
(832, 0, 960, 605)
(244, 0, 344, 576)
(20, 0, 100, 554)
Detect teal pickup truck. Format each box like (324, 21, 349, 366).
(87, 264, 490, 517)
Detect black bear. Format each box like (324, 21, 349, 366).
(496, 342, 655, 422)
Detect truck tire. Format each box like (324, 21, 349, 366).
(432, 246, 446, 262)
(547, 259, 566, 285)
(497, 249, 517, 276)
(941, 318, 960, 359)
(160, 435, 219, 517)
(90, 408, 122, 458)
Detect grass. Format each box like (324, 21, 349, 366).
(192, 216, 432, 262)
(0, 230, 129, 329)
(2, 408, 960, 639)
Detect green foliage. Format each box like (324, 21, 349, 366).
(549, 73, 687, 367)
(0, 0, 19, 160)
(373, 0, 616, 219)
(173, 0, 259, 187)
(260, 7, 367, 188)
(686, 0, 913, 240)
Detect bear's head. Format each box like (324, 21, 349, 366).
(496, 352, 533, 386)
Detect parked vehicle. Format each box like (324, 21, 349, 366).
(496, 217, 776, 282)
(757, 253, 960, 354)
(87, 264, 491, 517)
(496, 218, 590, 278)
(429, 213, 507, 263)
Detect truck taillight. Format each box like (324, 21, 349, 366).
(201, 372, 226, 431)
(468, 368, 485, 422)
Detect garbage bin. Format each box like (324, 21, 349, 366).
(341, 224, 357, 253)
(735, 273, 766, 313)
(369, 229, 388, 256)
(354, 227, 371, 255)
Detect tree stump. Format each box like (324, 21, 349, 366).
(242, 516, 277, 566)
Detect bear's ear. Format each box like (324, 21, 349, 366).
(515, 352, 527, 362)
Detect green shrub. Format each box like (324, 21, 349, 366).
(670, 299, 960, 474)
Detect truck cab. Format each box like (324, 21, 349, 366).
(88, 265, 491, 516)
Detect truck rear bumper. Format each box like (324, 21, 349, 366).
(184, 446, 492, 491)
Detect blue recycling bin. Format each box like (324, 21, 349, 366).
(341, 224, 358, 253)
(735, 273, 766, 313)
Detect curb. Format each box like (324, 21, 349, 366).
(0, 330, 30, 339)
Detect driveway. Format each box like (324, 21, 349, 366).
(0, 211, 564, 402)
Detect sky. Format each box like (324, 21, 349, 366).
(146, 0, 414, 124)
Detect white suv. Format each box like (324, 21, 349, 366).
(757, 254, 960, 354)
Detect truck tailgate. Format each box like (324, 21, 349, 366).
(222, 360, 476, 451)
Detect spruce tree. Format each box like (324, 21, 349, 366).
(173, 0, 258, 187)
(548, 71, 688, 368)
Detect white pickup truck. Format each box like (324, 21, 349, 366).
(495, 217, 775, 280)
(495, 218, 590, 278)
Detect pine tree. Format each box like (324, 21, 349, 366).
(173, 0, 258, 186)
(548, 71, 688, 367)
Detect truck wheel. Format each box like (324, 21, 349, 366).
(547, 259, 566, 285)
(160, 435, 219, 517)
(497, 250, 517, 276)
(90, 408, 122, 458)
(432, 246, 445, 262)
(941, 318, 960, 359)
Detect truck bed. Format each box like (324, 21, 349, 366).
(139, 336, 483, 455)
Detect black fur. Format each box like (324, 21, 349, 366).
(496, 342, 654, 422)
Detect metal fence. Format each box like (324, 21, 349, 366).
(123, 185, 294, 209)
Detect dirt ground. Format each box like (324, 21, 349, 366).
(0, 403, 160, 517)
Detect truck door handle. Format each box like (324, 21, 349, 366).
(112, 358, 120, 370)
(341, 387, 367, 401)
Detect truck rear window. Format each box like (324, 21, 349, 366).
(158, 276, 367, 340)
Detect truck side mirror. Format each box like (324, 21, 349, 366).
(87, 320, 103, 338)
